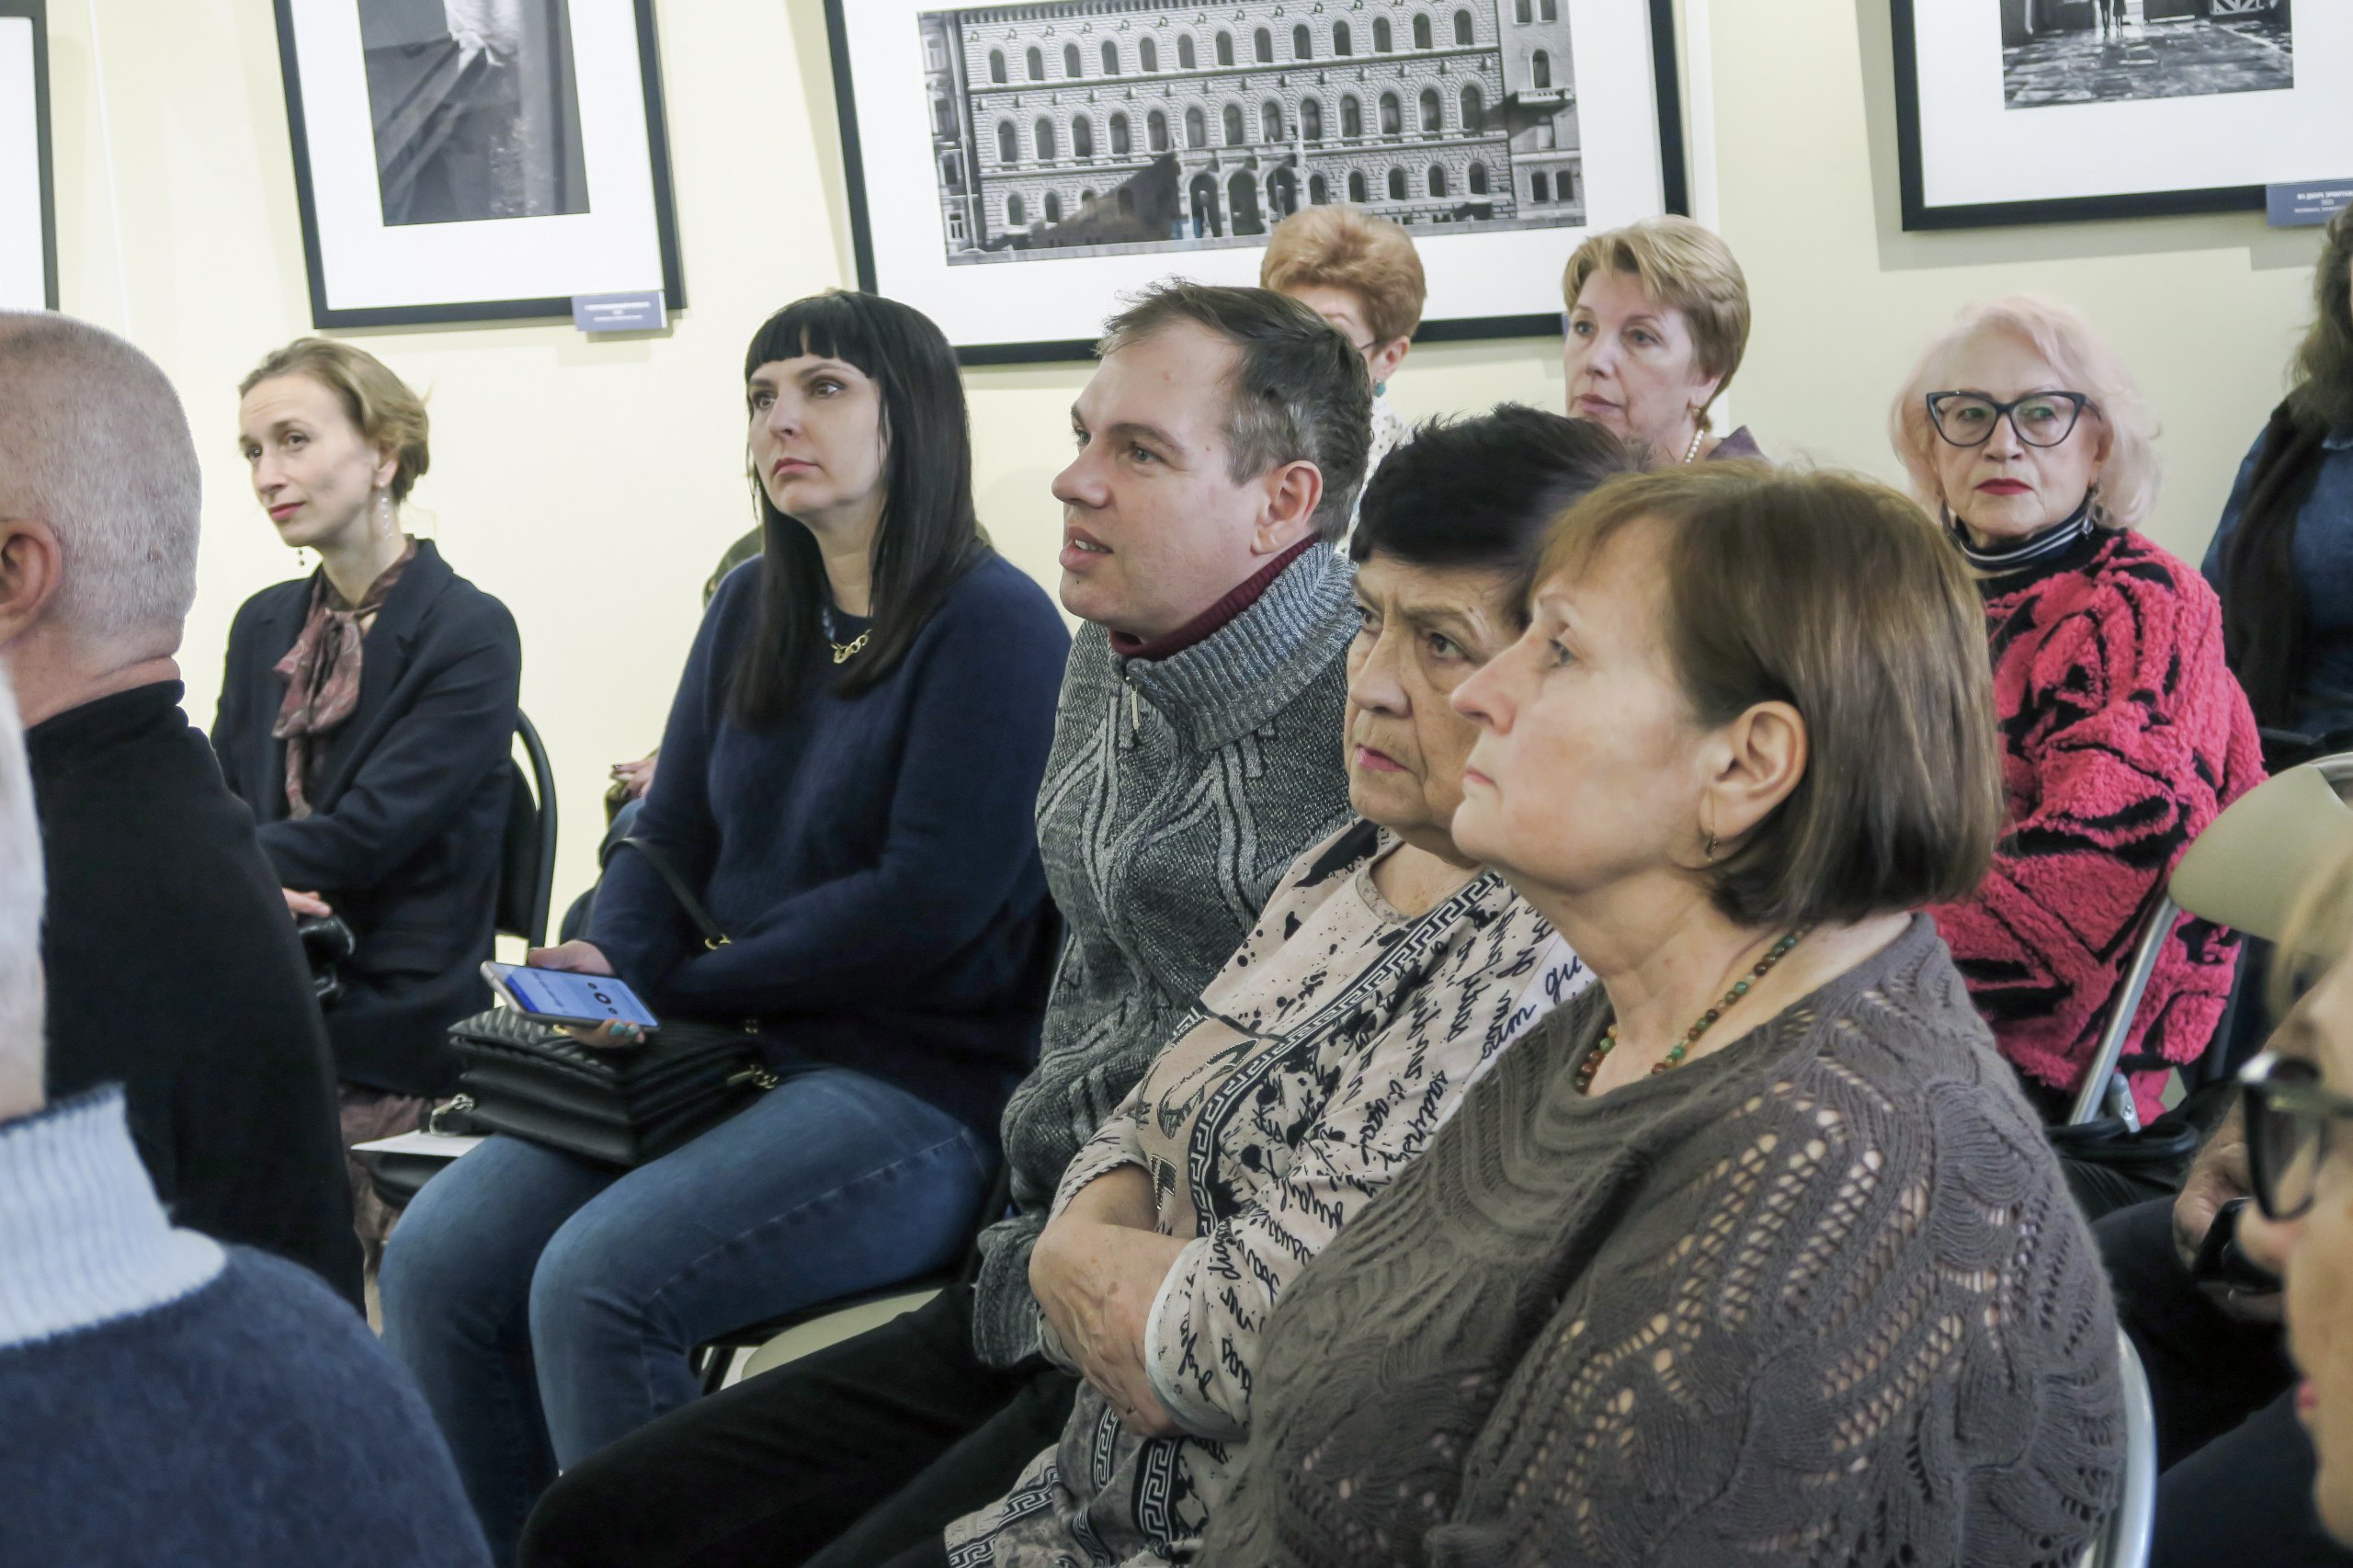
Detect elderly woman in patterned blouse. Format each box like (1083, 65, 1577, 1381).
(916, 410, 1631, 1568)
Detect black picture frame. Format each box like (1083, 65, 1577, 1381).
(825, 0, 1688, 365)
(272, 0, 687, 329)
(1, 0, 56, 311)
(1891, 0, 2289, 232)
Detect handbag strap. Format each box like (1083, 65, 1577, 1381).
(616, 835, 730, 949)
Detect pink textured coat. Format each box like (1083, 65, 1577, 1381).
(1930, 530, 2264, 1123)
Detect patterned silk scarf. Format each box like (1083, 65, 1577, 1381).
(271, 539, 416, 819)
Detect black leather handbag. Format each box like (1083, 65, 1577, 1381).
(449, 838, 775, 1167)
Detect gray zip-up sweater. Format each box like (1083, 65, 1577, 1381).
(972, 544, 1358, 1366)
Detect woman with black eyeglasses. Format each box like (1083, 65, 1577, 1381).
(1889, 296, 2264, 1217)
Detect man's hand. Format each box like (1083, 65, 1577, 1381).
(2175, 1099, 2284, 1322)
(1031, 1168, 1188, 1437)
(283, 888, 333, 919)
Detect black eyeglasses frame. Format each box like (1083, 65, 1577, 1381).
(1924, 390, 2095, 449)
(2240, 1050, 2353, 1221)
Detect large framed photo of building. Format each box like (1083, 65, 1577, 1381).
(826, 0, 1687, 363)
(1893, 0, 2351, 230)
(1, 0, 55, 312)
(272, 0, 686, 328)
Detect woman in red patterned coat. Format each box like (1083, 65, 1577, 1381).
(1890, 296, 2263, 1206)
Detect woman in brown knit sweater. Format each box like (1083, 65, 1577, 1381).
(1205, 464, 2124, 1567)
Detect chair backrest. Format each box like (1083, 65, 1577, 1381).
(2068, 751, 2353, 1127)
(495, 712, 559, 948)
(2080, 1330, 2156, 1568)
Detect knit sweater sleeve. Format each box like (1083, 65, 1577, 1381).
(1427, 1049, 2122, 1568)
(1930, 543, 2258, 1109)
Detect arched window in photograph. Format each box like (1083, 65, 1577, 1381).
(1254, 27, 1272, 62)
(1413, 14, 1433, 49)
(1532, 49, 1552, 88)
(1531, 171, 1551, 202)
(1102, 40, 1120, 75)
(1428, 164, 1448, 197)
(1026, 45, 1043, 81)
(1342, 95, 1362, 137)
(1455, 9, 1474, 44)
(1081, 187, 1096, 205)
(1178, 34, 1197, 69)
(1149, 108, 1170, 151)
(1215, 30, 1234, 66)
(1109, 113, 1131, 155)
(1044, 191, 1062, 223)
(1310, 173, 1330, 204)
(1349, 169, 1369, 202)
(996, 120, 1017, 164)
(1460, 85, 1483, 131)
(1387, 166, 1407, 200)
(1119, 187, 1136, 215)
(1541, 0, 1558, 17)
(1262, 100, 1284, 142)
(1223, 102, 1245, 144)
(934, 97, 956, 138)
(1186, 106, 1206, 147)
(1468, 160, 1488, 194)
(1073, 115, 1094, 159)
(1302, 97, 1324, 141)
(1419, 87, 1440, 132)
(1140, 37, 1158, 73)
(989, 49, 1007, 84)
(1294, 24, 1312, 59)
(1333, 20, 1352, 54)
(1373, 17, 1392, 51)
(1007, 192, 1027, 225)
(1034, 117, 1056, 160)
(1380, 92, 1401, 135)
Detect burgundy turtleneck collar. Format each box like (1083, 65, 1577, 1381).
(1108, 538, 1319, 663)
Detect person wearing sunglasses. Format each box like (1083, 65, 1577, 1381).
(1889, 296, 2264, 1217)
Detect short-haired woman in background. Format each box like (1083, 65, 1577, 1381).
(1560, 215, 1758, 464)
(1892, 297, 2263, 1210)
(380, 291, 1073, 1563)
(216, 338, 521, 1267)
(1262, 204, 1427, 516)
(1203, 463, 2122, 1566)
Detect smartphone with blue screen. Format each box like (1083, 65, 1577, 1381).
(482, 962, 661, 1031)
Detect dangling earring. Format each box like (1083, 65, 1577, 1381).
(375, 486, 395, 534)
(1703, 830, 1719, 865)
(1373, 380, 1388, 398)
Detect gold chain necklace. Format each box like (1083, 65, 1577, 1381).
(822, 608, 870, 665)
(1574, 927, 1809, 1096)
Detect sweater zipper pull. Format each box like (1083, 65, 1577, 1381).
(1127, 681, 1141, 737)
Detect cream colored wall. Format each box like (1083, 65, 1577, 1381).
(33, 0, 2322, 913)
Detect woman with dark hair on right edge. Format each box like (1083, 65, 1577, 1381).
(2208, 206, 2353, 771)
(381, 291, 1073, 1565)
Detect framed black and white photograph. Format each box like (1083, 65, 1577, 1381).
(0, 0, 55, 312)
(1893, 0, 2350, 230)
(825, 0, 1687, 363)
(272, 0, 685, 328)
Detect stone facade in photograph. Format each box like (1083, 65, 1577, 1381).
(919, 0, 1584, 263)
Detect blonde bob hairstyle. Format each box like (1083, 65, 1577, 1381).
(1888, 294, 2158, 531)
(1531, 461, 2003, 929)
(239, 337, 431, 505)
(1260, 204, 1428, 347)
(1560, 216, 1751, 418)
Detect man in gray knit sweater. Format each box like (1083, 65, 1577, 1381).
(522, 285, 1370, 1568)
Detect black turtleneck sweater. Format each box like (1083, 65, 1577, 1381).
(28, 681, 362, 1308)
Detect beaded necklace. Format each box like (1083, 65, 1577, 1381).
(1573, 927, 1809, 1096)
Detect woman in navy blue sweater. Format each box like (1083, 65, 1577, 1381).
(381, 292, 1071, 1563)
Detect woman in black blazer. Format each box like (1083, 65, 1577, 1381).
(216, 338, 520, 1257)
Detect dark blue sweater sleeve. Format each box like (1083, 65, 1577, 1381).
(2204, 426, 2268, 590)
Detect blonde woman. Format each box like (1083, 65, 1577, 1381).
(1560, 215, 1757, 463)
(215, 337, 521, 1260)
(1262, 204, 1427, 504)
(1890, 297, 2262, 1208)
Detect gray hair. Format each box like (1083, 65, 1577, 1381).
(0, 314, 200, 656)
(1100, 282, 1371, 543)
(0, 669, 43, 1109)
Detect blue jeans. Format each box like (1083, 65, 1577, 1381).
(380, 1062, 993, 1565)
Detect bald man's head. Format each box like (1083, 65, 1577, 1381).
(0, 313, 199, 660)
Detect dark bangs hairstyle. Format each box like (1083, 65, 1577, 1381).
(1351, 405, 1635, 593)
(731, 291, 988, 726)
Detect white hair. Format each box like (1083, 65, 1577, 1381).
(0, 313, 200, 656)
(0, 669, 44, 1109)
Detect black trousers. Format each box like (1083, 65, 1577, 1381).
(2095, 1198, 2353, 1566)
(517, 1278, 1076, 1568)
